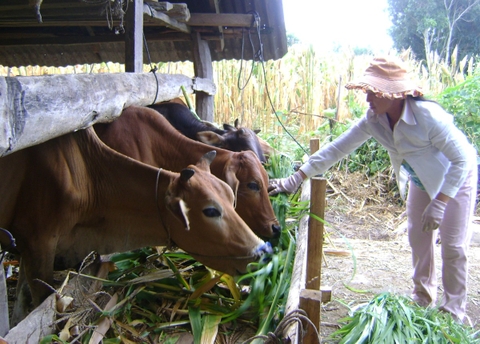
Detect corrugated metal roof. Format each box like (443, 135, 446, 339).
(0, 0, 287, 67)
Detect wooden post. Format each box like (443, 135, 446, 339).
(192, 31, 214, 122)
(306, 177, 325, 290)
(0, 248, 9, 336)
(125, 0, 144, 73)
(300, 176, 326, 343)
(299, 138, 325, 343)
(310, 138, 320, 156)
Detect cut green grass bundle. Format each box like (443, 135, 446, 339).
(330, 292, 480, 344)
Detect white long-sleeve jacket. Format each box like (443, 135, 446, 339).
(300, 97, 477, 200)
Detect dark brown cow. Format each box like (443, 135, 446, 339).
(148, 102, 267, 163)
(0, 127, 270, 323)
(94, 106, 281, 239)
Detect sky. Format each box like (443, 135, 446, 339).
(282, 0, 394, 53)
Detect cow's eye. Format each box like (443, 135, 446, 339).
(247, 182, 260, 191)
(203, 207, 221, 217)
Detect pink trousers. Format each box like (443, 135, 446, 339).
(407, 166, 478, 322)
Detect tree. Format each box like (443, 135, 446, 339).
(387, 0, 480, 62)
(443, 0, 480, 63)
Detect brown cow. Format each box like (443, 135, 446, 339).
(94, 106, 281, 240)
(0, 127, 270, 324)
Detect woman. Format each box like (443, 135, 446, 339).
(269, 56, 478, 323)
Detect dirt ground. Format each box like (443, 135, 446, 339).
(317, 171, 480, 342)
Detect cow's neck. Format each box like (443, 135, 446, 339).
(152, 116, 233, 178)
(81, 130, 175, 251)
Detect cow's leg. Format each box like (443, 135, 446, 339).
(11, 237, 57, 325)
(10, 258, 32, 326)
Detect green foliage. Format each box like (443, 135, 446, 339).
(387, 0, 480, 61)
(330, 292, 480, 343)
(388, 0, 445, 60)
(343, 139, 391, 176)
(436, 74, 480, 153)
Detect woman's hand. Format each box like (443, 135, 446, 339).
(422, 199, 447, 231)
(268, 171, 305, 195)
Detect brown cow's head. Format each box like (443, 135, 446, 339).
(221, 150, 281, 241)
(164, 151, 272, 275)
(197, 119, 266, 163)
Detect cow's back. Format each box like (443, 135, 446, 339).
(149, 102, 224, 140)
(148, 101, 266, 162)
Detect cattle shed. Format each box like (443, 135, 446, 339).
(0, 0, 288, 155)
(0, 1, 327, 343)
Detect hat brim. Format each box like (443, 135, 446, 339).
(345, 75, 423, 99)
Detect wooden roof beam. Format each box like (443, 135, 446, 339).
(189, 13, 256, 27)
(0, 13, 256, 28)
(208, 0, 224, 52)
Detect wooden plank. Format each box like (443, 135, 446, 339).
(145, 1, 173, 12)
(145, 2, 191, 22)
(188, 13, 255, 27)
(208, 0, 224, 52)
(310, 138, 320, 155)
(284, 178, 311, 344)
(284, 138, 327, 343)
(192, 31, 214, 122)
(165, 3, 191, 22)
(143, 3, 190, 33)
(299, 289, 321, 343)
(4, 293, 56, 342)
(0, 250, 9, 337)
(125, 0, 144, 73)
(0, 72, 216, 156)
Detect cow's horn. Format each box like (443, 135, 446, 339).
(202, 150, 217, 165)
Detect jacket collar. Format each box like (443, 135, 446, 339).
(366, 98, 417, 126)
(401, 98, 417, 126)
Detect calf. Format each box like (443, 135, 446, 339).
(0, 127, 270, 323)
(95, 106, 281, 239)
(149, 102, 266, 163)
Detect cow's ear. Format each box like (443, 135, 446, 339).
(224, 165, 239, 208)
(223, 123, 235, 131)
(180, 168, 195, 182)
(254, 129, 261, 134)
(167, 198, 190, 231)
(197, 131, 225, 147)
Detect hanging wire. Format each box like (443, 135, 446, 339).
(141, 9, 160, 106)
(239, 11, 308, 156)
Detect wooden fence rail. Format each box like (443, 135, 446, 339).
(0, 72, 215, 156)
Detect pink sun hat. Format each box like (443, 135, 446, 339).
(345, 56, 423, 99)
